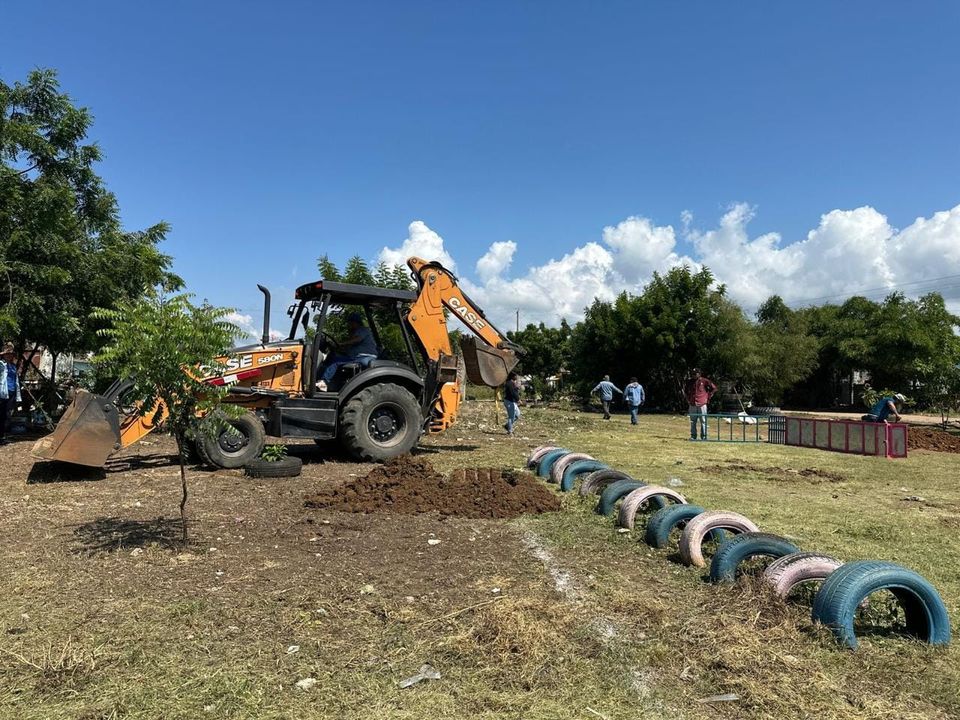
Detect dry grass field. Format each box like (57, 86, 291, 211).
(1, 401, 957, 719)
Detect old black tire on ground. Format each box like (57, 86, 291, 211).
(244, 456, 303, 478)
(199, 411, 266, 469)
(340, 383, 422, 462)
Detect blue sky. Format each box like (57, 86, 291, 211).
(3, 1, 959, 331)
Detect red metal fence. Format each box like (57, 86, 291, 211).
(784, 416, 908, 458)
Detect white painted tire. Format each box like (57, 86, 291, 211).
(550, 453, 594, 484)
(527, 446, 559, 468)
(579, 469, 634, 496)
(617, 486, 687, 530)
(762, 552, 843, 598)
(678, 510, 760, 567)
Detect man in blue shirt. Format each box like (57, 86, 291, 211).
(864, 393, 904, 423)
(318, 312, 378, 389)
(0, 343, 22, 445)
(591, 375, 623, 420)
(624, 377, 646, 426)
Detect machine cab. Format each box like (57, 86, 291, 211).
(287, 280, 422, 396)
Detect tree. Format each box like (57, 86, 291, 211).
(507, 321, 571, 386)
(317, 254, 342, 282)
(1, 69, 178, 383)
(797, 292, 960, 408)
(343, 256, 374, 286)
(568, 266, 751, 408)
(744, 296, 819, 404)
(94, 293, 242, 545)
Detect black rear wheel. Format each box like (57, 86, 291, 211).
(340, 383, 422, 462)
(199, 411, 266, 469)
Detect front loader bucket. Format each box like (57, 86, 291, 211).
(32, 389, 122, 467)
(460, 336, 519, 387)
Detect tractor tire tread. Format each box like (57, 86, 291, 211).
(340, 383, 422, 462)
(244, 456, 303, 478)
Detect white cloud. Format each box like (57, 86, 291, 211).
(225, 311, 285, 343)
(373, 203, 960, 330)
(225, 311, 258, 338)
(378, 220, 457, 272)
(476, 241, 516, 282)
(601, 216, 689, 282)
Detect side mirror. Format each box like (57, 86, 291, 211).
(286, 304, 298, 318)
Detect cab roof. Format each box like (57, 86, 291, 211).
(294, 280, 417, 304)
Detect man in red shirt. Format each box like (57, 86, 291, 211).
(684, 368, 717, 440)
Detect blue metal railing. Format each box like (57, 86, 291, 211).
(688, 413, 786, 443)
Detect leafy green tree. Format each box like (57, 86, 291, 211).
(373, 261, 414, 291)
(94, 293, 242, 545)
(507, 321, 571, 388)
(745, 296, 819, 404)
(569, 266, 751, 408)
(797, 292, 960, 408)
(0, 69, 178, 385)
(317, 254, 342, 282)
(343, 256, 374, 285)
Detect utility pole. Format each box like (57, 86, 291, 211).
(515, 309, 519, 333)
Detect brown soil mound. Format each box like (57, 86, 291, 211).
(908, 426, 960, 454)
(304, 455, 561, 519)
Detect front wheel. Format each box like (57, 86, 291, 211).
(339, 383, 423, 462)
(198, 411, 266, 469)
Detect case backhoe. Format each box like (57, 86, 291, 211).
(32, 257, 522, 468)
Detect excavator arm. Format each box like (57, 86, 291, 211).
(406, 257, 523, 432)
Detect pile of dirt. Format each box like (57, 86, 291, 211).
(908, 426, 960, 454)
(304, 455, 561, 519)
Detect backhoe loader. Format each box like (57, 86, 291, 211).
(32, 257, 522, 468)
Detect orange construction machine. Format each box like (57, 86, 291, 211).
(33, 257, 522, 468)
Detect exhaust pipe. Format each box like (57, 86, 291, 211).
(257, 284, 271, 345)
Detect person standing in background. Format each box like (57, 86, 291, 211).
(503, 371, 522, 436)
(624, 377, 645, 426)
(684, 368, 717, 440)
(0, 343, 22, 445)
(592, 375, 623, 420)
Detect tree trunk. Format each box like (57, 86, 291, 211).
(176, 435, 189, 546)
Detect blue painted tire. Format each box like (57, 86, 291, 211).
(644, 504, 725, 548)
(597, 479, 667, 517)
(560, 460, 608, 492)
(812, 560, 951, 649)
(536, 449, 570, 478)
(709, 532, 800, 583)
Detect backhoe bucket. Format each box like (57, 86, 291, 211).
(460, 336, 519, 387)
(32, 390, 122, 467)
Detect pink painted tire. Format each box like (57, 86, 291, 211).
(762, 552, 843, 598)
(527, 446, 559, 468)
(617, 486, 687, 530)
(678, 511, 760, 567)
(550, 453, 594, 484)
(579, 469, 634, 496)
